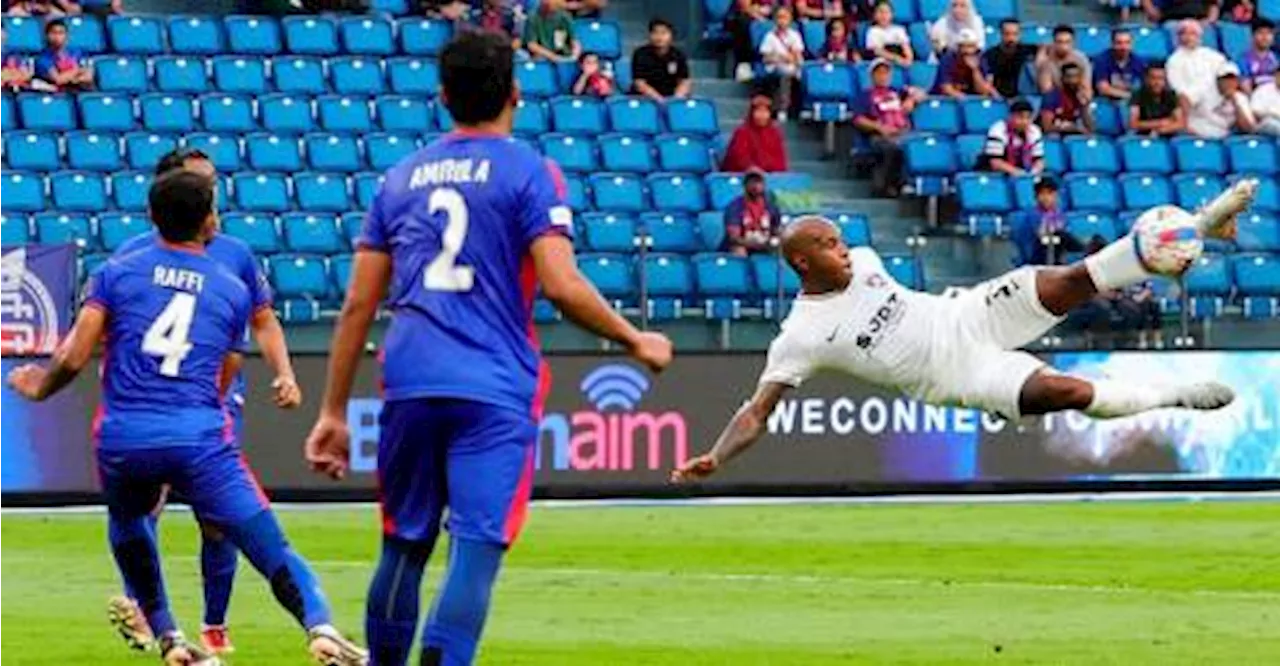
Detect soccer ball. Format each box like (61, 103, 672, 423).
(1132, 205, 1204, 276)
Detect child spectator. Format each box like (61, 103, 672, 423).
(980, 99, 1045, 175)
(820, 18, 855, 62)
(1187, 62, 1258, 137)
(1221, 0, 1256, 22)
(35, 19, 92, 91)
(1093, 29, 1145, 101)
(929, 0, 985, 54)
(2, 29, 35, 91)
(933, 29, 997, 98)
(983, 19, 1037, 99)
(758, 5, 805, 120)
(854, 59, 923, 197)
(1035, 25, 1092, 95)
(1040, 63, 1095, 135)
(524, 0, 580, 62)
(721, 95, 790, 173)
(1011, 177, 1083, 267)
(1129, 62, 1187, 136)
(1238, 19, 1276, 94)
(729, 0, 782, 82)
(632, 18, 692, 101)
(1166, 19, 1227, 106)
(572, 52, 613, 97)
(722, 169, 783, 256)
(864, 1, 913, 67)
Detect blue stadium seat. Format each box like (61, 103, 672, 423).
(245, 133, 303, 172)
(705, 173, 744, 210)
(3, 16, 42, 53)
(1238, 174, 1279, 212)
(233, 172, 291, 212)
(1074, 24, 1111, 58)
(2, 172, 45, 212)
(694, 253, 752, 318)
(610, 57, 632, 95)
(563, 174, 588, 211)
(1037, 136, 1064, 173)
(828, 212, 871, 246)
(1173, 173, 1226, 210)
(272, 56, 327, 94)
(1183, 254, 1232, 299)
(386, 57, 439, 96)
(0, 213, 31, 246)
(956, 172, 1012, 213)
(666, 98, 719, 135)
(581, 213, 637, 253)
(5, 131, 61, 171)
(1065, 212, 1119, 243)
(316, 95, 372, 133)
(802, 62, 854, 103)
(94, 55, 149, 92)
(97, 212, 149, 251)
(330, 56, 385, 95)
(283, 16, 339, 55)
(542, 134, 598, 173)
(398, 18, 452, 55)
(1, 94, 14, 132)
(294, 172, 350, 212)
(696, 211, 725, 250)
(655, 134, 713, 173)
(577, 253, 633, 302)
(282, 212, 345, 253)
(960, 98, 1008, 134)
(576, 19, 622, 59)
(1117, 136, 1174, 174)
(1064, 136, 1119, 174)
(954, 134, 987, 171)
(123, 132, 177, 171)
(642, 253, 693, 318)
(907, 20, 933, 59)
(513, 99, 549, 136)
(168, 16, 223, 55)
(883, 254, 923, 289)
(34, 212, 94, 249)
(1217, 21, 1251, 59)
(340, 212, 364, 246)
(79, 93, 133, 132)
(376, 95, 433, 133)
(910, 97, 961, 134)
(641, 213, 701, 253)
(1233, 253, 1280, 296)
(1125, 24, 1171, 61)
(1089, 99, 1125, 135)
(353, 172, 383, 210)
(268, 254, 331, 300)
(154, 56, 209, 93)
(212, 56, 268, 94)
(1119, 173, 1174, 211)
(50, 171, 107, 212)
(908, 62, 938, 90)
(903, 135, 956, 177)
(185, 133, 241, 172)
(1236, 213, 1280, 252)
(331, 253, 354, 294)
(750, 253, 800, 299)
(364, 133, 418, 171)
(224, 15, 282, 55)
(549, 96, 606, 135)
(221, 212, 282, 253)
(1226, 136, 1278, 175)
(19, 93, 76, 132)
(598, 134, 654, 173)
(516, 61, 559, 98)
(1065, 173, 1121, 212)
(647, 173, 706, 214)
(109, 171, 152, 211)
(607, 97, 662, 135)
(1172, 136, 1227, 174)
(764, 172, 811, 193)
(199, 93, 256, 132)
(588, 173, 646, 212)
(974, 0, 1017, 20)
(108, 15, 165, 54)
(340, 16, 394, 56)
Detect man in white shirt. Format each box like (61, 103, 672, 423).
(1188, 62, 1259, 138)
(671, 180, 1261, 483)
(1252, 81, 1280, 136)
(758, 5, 805, 121)
(1166, 19, 1227, 107)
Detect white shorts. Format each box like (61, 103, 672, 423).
(925, 267, 1064, 419)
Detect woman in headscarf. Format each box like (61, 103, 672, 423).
(720, 95, 790, 173)
(929, 0, 985, 54)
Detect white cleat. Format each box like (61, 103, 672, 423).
(1196, 178, 1259, 240)
(1169, 381, 1236, 411)
(308, 624, 369, 666)
(107, 595, 155, 652)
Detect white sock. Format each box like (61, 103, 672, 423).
(1083, 234, 1153, 292)
(1084, 379, 1170, 419)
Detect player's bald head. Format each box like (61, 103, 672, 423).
(781, 216, 839, 272)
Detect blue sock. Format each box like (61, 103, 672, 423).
(365, 535, 435, 666)
(200, 529, 238, 627)
(121, 513, 160, 600)
(421, 538, 505, 666)
(221, 509, 332, 629)
(109, 513, 176, 636)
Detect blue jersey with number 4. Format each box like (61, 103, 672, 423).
(85, 245, 252, 449)
(359, 133, 573, 412)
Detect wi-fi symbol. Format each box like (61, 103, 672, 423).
(580, 364, 650, 411)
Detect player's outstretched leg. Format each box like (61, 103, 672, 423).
(1018, 369, 1235, 418)
(198, 522, 238, 654)
(365, 534, 438, 665)
(420, 538, 506, 666)
(109, 503, 165, 651)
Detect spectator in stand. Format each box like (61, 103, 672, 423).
(563, 0, 605, 18)
(729, 0, 782, 83)
(1166, 19, 1227, 107)
(571, 51, 613, 97)
(2, 28, 35, 91)
(5, 0, 80, 17)
(631, 18, 692, 101)
(1186, 62, 1258, 137)
(1238, 19, 1277, 94)
(854, 59, 923, 197)
(721, 94, 789, 173)
(471, 0, 522, 49)
(77, 0, 119, 17)
(1130, 62, 1187, 135)
(1036, 25, 1092, 95)
(929, 0, 985, 54)
(1249, 77, 1280, 134)
(424, 0, 470, 21)
(983, 19, 1037, 99)
(793, 0, 844, 22)
(979, 98, 1045, 175)
(1093, 29, 1145, 101)
(864, 2, 913, 67)
(35, 19, 91, 91)
(758, 5, 805, 120)
(819, 18, 855, 62)
(932, 29, 997, 98)
(1116, 278, 1164, 350)
(1221, 0, 1257, 22)
(524, 0, 580, 63)
(722, 169, 783, 257)
(1011, 177, 1083, 267)
(1041, 63, 1095, 135)
(1142, 0, 1221, 23)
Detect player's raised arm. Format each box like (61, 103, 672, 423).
(530, 234, 672, 373)
(7, 303, 107, 402)
(671, 381, 790, 483)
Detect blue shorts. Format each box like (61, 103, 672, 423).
(96, 444, 270, 527)
(377, 398, 537, 547)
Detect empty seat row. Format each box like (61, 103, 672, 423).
(955, 171, 1279, 217)
(541, 134, 718, 174)
(560, 171, 814, 214)
(577, 211, 872, 255)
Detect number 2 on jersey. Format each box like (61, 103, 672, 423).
(424, 188, 475, 292)
(143, 292, 196, 377)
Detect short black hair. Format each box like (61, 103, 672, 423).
(648, 18, 673, 33)
(45, 18, 67, 34)
(1062, 62, 1082, 75)
(1053, 24, 1075, 37)
(1146, 60, 1167, 72)
(149, 170, 216, 243)
(1000, 18, 1019, 28)
(441, 30, 515, 126)
(1034, 176, 1059, 193)
(1254, 18, 1276, 33)
(578, 50, 598, 64)
(154, 148, 211, 177)
(1010, 98, 1034, 114)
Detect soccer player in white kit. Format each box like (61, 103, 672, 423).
(672, 179, 1259, 483)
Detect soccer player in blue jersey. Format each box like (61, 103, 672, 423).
(104, 148, 302, 656)
(8, 170, 366, 666)
(304, 31, 673, 666)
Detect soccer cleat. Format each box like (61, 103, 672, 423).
(1168, 381, 1236, 411)
(107, 595, 155, 652)
(159, 631, 222, 666)
(1195, 178, 1259, 241)
(307, 624, 369, 666)
(200, 625, 234, 655)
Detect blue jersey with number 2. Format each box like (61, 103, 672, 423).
(85, 244, 252, 449)
(359, 133, 573, 413)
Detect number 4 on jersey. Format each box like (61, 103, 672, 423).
(143, 292, 196, 377)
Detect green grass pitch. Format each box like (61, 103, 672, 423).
(3, 500, 1279, 665)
